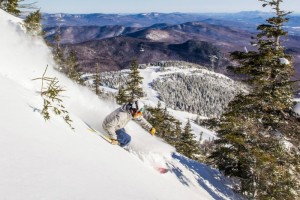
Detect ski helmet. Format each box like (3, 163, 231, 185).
(131, 100, 145, 114)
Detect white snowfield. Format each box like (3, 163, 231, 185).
(0, 9, 242, 200)
(145, 30, 170, 40)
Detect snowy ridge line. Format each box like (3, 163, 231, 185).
(154, 66, 233, 81)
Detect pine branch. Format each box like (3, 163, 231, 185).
(33, 66, 74, 130)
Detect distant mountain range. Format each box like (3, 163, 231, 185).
(42, 12, 300, 35)
(42, 12, 300, 78)
(67, 37, 226, 72)
(54, 21, 254, 72)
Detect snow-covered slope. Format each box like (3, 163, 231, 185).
(0, 9, 241, 200)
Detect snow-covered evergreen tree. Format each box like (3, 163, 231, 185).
(152, 72, 242, 117)
(210, 0, 300, 198)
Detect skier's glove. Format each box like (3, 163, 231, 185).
(150, 128, 156, 136)
(111, 139, 119, 145)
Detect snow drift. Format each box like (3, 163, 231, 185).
(0, 9, 241, 200)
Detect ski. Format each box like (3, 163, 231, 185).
(155, 167, 169, 174)
(85, 123, 169, 174)
(85, 123, 112, 144)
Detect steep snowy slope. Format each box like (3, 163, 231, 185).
(0, 9, 242, 200)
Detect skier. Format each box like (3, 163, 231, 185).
(102, 100, 156, 147)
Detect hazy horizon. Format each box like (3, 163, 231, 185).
(37, 0, 300, 14)
(41, 10, 300, 15)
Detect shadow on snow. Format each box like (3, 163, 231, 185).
(170, 153, 243, 200)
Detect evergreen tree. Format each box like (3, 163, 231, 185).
(53, 26, 65, 71)
(176, 120, 200, 160)
(125, 59, 144, 99)
(23, 10, 42, 35)
(2, 0, 20, 16)
(147, 101, 166, 137)
(33, 66, 74, 130)
(65, 50, 84, 85)
(147, 101, 182, 146)
(92, 64, 102, 95)
(115, 59, 144, 104)
(161, 107, 179, 144)
(173, 121, 182, 145)
(1, 0, 36, 16)
(115, 85, 129, 104)
(210, 0, 300, 198)
(49, 27, 84, 86)
(50, 23, 84, 86)
(147, 102, 164, 129)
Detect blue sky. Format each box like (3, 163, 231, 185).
(36, 0, 300, 14)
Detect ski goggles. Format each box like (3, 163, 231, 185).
(133, 107, 144, 118)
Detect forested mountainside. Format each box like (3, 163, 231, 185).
(152, 72, 242, 117)
(67, 37, 227, 72)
